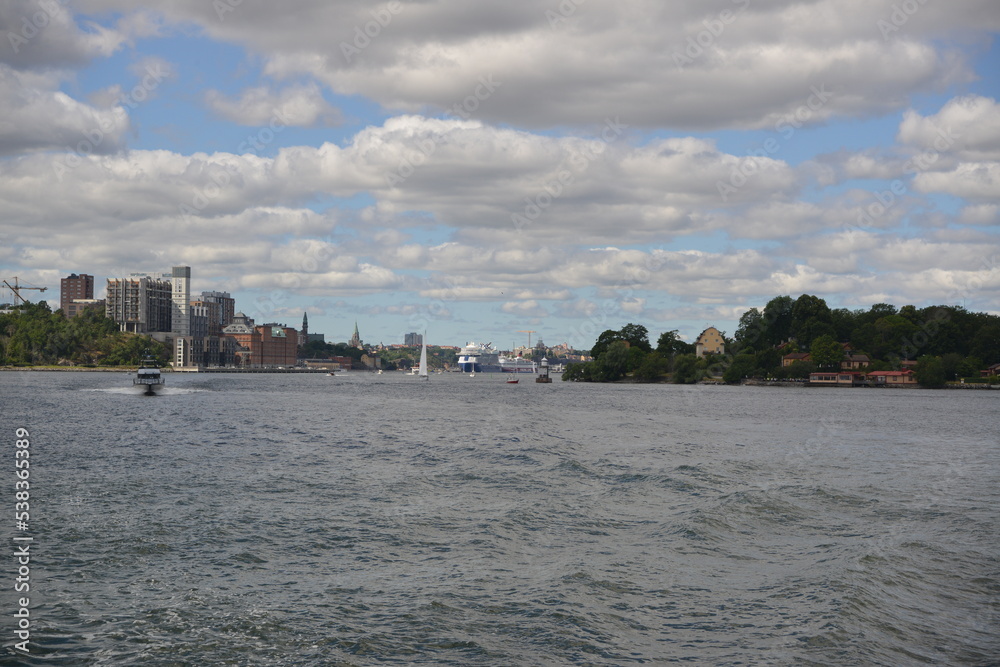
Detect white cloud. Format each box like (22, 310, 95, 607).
(205, 83, 342, 127)
(959, 204, 999, 225)
(0, 65, 129, 155)
(501, 300, 549, 318)
(898, 95, 1000, 162)
(913, 163, 1000, 201)
(73, 0, 998, 129)
(0, 0, 125, 68)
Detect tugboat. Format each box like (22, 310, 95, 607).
(133, 353, 164, 396)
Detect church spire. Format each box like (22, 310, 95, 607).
(350, 321, 362, 348)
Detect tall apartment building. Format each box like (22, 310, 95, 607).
(169, 266, 191, 337)
(404, 332, 423, 346)
(198, 291, 235, 333)
(60, 273, 94, 317)
(105, 274, 172, 333)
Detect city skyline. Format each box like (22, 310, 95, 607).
(0, 1, 998, 349)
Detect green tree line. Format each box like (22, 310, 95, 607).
(563, 295, 1000, 387)
(0, 302, 169, 366)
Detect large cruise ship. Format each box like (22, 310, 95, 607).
(457, 342, 500, 373)
(457, 342, 537, 373)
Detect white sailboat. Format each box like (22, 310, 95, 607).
(418, 334, 429, 380)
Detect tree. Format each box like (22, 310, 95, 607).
(626, 345, 648, 373)
(634, 352, 667, 382)
(619, 323, 652, 352)
(971, 323, 1000, 365)
(734, 307, 764, 350)
(915, 355, 946, 388)
(561, 362, 592, 381)
(598, 340, 629, 381)
(941, 353, 963, 382)
(872, 315, 918, 359)
(723, 353, 757, 384)
(830, 308, 860, 342)
(591, 323, 651, 359)
(591, 329, 622, 359)
(671, 354, 701, 384)
(761, 295, 794, 347)
(867, 303, 898, 322)
(810, 335, 843, 369)
(790, 294, 833, 347)
(656, 329, 692, 356)
(780, 360, 816, 379)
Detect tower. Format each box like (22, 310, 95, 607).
(299, 312, 309, 347)
(349, 321, 362, 349)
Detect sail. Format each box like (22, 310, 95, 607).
(418, 335, 428, 377)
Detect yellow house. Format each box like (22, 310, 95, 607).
(695, 327, 726, 357)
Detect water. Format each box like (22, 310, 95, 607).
(1, 371, 997, 665)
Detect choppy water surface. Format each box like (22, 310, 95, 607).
(2, 371, 997, 665)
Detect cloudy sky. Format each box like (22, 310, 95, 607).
(1, 0, 998, 348)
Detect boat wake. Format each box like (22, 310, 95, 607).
(82, 387, 209, 395)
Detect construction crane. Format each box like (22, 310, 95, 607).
(2, 277, 48, 305)
(518, 330, 537, 349)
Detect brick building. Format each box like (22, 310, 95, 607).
(222, 314, 297, 367)
(60, 273, 94, 317)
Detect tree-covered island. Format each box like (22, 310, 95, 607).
(563, 295, 1000, 388)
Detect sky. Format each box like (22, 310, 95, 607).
(0, 0, 998, 350)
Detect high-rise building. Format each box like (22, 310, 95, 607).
(199, 291, 235, 331)
(60, 273, 94, 317)
(170, 266, 191, 337)
(404, 332, 423, 346)
(105, 274, 172, 333)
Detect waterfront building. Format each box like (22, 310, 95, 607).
(106, 274, 172, 333)
(695, 327, 726, 357)
(198, 291, 235, 332)
(221, 314, 297, 367)
(60, 273, 94, 317)
(170, 266, 191, 338)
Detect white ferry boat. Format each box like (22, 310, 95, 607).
(133, 355, 164, 395)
